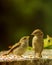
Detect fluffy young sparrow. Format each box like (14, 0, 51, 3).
(31, 29, 44, 58)
(4, 36, 30, 56)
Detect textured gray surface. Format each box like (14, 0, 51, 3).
(0, 49, 52, 65)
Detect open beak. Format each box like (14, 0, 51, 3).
(27, 36, 30, 39)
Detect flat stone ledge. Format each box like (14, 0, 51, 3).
(0, 49, 52, 65)
(0, 59, 52, 65)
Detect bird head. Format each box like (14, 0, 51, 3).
(31, 29, 44, 37)
(20, 36, 30, 43)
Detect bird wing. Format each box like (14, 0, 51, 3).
(7, 42, 21, 54)
(12, 42, 21, 49)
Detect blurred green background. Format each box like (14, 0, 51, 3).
(0, 0, 52, 50)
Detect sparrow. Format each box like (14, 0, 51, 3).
(31, 29, 44, 58)
(3, 36, 30, 56)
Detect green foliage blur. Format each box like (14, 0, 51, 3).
(0, 0, 52, 50)
(44, 35, 52, 49)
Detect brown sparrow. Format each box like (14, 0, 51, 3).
(3, 36, 30, 56)
(31, 29, 44, 58)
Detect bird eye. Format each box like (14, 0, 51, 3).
(40, 33, 42, 35)
(23, 38, 26, 40)
(48, 39, 50, 42)
(34, 32, 37, 34)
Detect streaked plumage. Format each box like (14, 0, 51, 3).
(4, 36, 30, 56)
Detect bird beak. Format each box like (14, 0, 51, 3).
(27, 36, 30, 38)
(30, 33, 34, 36)
(31, 33, 33, 35)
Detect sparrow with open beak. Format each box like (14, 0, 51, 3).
(4, 36, 30, 56)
